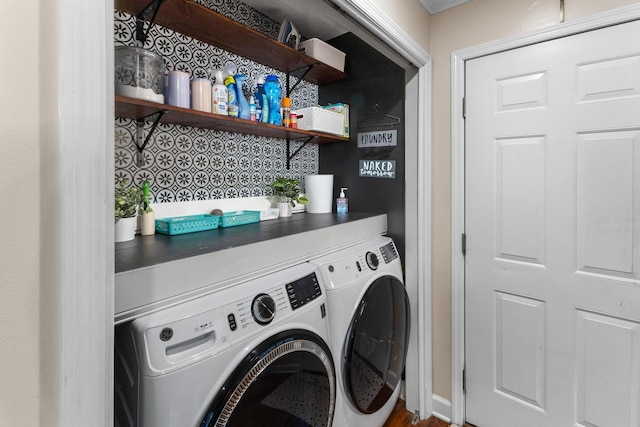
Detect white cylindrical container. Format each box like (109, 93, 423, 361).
(166, 70, 190, 108)
(191, 78, 212, 112)
(305, 174, 334, 213)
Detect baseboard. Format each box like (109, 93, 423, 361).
(431, 394, 452, 423)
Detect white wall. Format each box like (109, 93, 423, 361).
(0, 0, 59, 425)
(429, 0, 640, 401)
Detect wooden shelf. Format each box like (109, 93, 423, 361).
(114, 0, 348, 85)
(115, 96, 348, 144)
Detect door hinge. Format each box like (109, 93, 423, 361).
(461, 233, 466, 256)
(462, 97, 466, 119)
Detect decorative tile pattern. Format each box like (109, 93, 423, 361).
(114, 1, 319, 202)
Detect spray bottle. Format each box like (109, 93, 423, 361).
(224, 75, 238, 117)
(234, 74, 250, 120)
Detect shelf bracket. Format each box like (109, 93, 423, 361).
(135, 110, 168, 167)
(136, 0, 166, 46)
(286, 64, 315, 96)
(286, 136, 314, 169)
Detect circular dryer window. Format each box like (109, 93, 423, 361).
(343, 275, 410, 414)
(200, 330, 335, 427)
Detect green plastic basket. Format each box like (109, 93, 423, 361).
(220, 210, 260, 228)
(155, 214, 220, 235)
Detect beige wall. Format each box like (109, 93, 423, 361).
(429, 0, 640, 400)
(1, 0, 58, 425)
(370, 0, 431, 49)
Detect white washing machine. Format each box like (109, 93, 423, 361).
(309, 236, 410, 427)
(114, 263, 336, 427)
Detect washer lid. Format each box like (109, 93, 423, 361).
(342, 275, 410, 414)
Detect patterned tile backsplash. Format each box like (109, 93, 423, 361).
(114, 0, 319, 203)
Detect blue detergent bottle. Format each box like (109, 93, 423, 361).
(234, 74, 250, 120)
(264, 74, 282, 126)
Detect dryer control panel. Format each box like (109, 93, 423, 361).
(380, 241, 399, 264)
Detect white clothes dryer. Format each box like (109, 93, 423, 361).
(114, 263, 335, 427)
(309, 236, 410, 427)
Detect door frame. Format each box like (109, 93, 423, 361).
(59, 1, 431, 425)
(450, 4, 640, 425)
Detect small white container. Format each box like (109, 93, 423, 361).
(259, 208, 280, 221)
(300, 38, 346, 72)
(294, 107, 344, 136)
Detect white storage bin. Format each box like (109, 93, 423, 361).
(300, 38, 346, 72)
(294, 107, 345, 136)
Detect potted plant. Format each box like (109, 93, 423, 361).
(270, 177, 309, 217)
(139, 181, 155, 236)
(114, 179, 142, 242)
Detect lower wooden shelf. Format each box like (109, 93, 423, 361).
(115, 95, 348, 144)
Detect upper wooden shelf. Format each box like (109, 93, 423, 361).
(115, 95, 349, 144)
(114, 0, 348, 85)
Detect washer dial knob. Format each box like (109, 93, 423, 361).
(251, 293, 276, 325)
(365, 251, 379, 270)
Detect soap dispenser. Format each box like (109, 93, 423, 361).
(337, 188, 348, 214)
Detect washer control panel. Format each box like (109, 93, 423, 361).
(223, 284, 289, 341)
(285, 272, 322, 310)
(222, 272, 322, 343)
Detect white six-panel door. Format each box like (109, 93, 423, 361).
(465, 19, 640, 427)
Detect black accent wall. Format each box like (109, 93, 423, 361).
(319, 33, 406, 260)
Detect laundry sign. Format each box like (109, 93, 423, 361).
(357, 130, 397, 148)
(359, 160, 396, 179)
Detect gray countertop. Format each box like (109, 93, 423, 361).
(115, 212, 386, 323)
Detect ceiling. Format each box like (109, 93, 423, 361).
(240, 0, 352, 40)
(240, 0, 412, 68)
(419, 0, 471, 15)
(240, 0, 472, 42)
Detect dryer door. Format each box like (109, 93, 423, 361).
(200, 330, 335, 427)
(343, 275, 410, 414)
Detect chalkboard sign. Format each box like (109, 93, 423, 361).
(357, 130, 397, 148)
(359, 160, 396, 179)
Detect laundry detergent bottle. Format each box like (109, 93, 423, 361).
(211, 70, 228, 115)
(224, 75, 238, 117)
(264, 74, 282, 126)
(234, 74, 250, 120)
(255, 75, 267, 123)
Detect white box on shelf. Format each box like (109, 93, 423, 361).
(300, 38, 346, 72)
(294, 107, 345, 136)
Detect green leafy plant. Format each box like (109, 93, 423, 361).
(141, 181, 153, 214)
(115, 180, 142, 219)
(270, 177, 309, 207)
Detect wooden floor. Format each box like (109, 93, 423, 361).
(383, 400, 450, 427)
(383, 399, 474, 427)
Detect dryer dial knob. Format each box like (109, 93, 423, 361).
(251, 293, 276, 325)
(365, 251, 379, 270)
